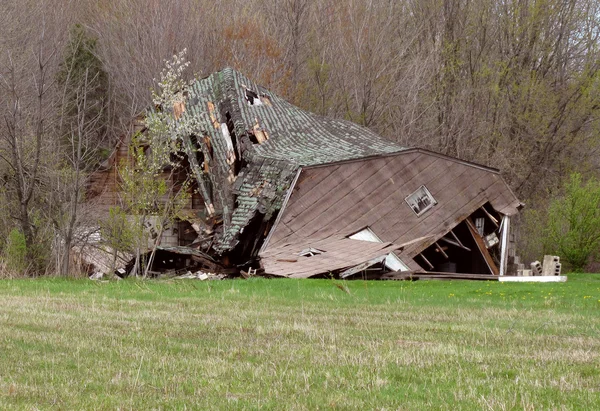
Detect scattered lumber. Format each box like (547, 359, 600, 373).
(173, 271, 227, 280)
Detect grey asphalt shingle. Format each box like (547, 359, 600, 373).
(181, 68, 405, 253)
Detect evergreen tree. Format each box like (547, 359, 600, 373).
(57, 23, 109, 163)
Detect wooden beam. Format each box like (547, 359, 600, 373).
(340, 254, 387, 278)
(439, 236, 471, 252)
(434, 241, 449, 259)
(418, 253, 434, 270)
(449, 229, 466, 248)
(466, 218, 499, 275)
(481, 205, 499, 227)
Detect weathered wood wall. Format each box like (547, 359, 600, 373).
(263, 150, 520, 261)
(86, 136, 131, 214)
(87, 137, 197, 217)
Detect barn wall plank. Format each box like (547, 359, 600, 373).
(263, 151, 520, 259)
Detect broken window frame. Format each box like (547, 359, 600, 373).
(475, 217, 485, 236)
(347, 227, 409, 272)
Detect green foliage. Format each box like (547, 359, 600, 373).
(118, 136, 190, 219)
(3, 229, 28, 274)
(117, 51, 194, 276)
(117, 142, 168, 276)
(119, 142, 170, 215)
(57, 24, 108, 105)
(542, 173, 600, 271)
(100, 206, 135, 254)
(100, 206, 136, 275)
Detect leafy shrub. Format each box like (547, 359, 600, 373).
(542, 173, 600, 272)
(3, 229, 28, 275)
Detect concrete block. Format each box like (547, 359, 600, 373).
(554, 262, 561, 276)
(522, 269, 532, 276)
(531, 261, 542, 276)
(542, 255, 560, 276)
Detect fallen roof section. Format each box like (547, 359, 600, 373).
(179, 68, 407, 256)
(260, 236, 406, 278)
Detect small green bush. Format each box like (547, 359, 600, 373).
(542, 173, 600, 272)
(3, 229, 28, 274)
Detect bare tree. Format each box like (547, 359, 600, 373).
(43, 66, 109, 275)
(0, 23, 58, 271)
(1, 0, 599, 273)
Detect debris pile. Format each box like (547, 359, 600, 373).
(173, 271, 227, 280)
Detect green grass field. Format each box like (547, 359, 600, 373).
(0, 275, 599, 410)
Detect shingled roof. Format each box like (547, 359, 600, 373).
(180, 68, 405, 254)
(187, 68, 403, 164)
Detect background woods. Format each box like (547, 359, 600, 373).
(1, 0, 600, 275)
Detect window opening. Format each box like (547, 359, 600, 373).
(298, 247, 325, 257)
(348, 227, 409, 272)
(405, 185, 437, 216)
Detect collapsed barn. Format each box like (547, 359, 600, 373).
(86, 68, 523, 279)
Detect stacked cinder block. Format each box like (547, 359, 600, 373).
(542, 255, 561, 276)
(527, 256, 561, 276)
(554, 263, 562, 275)
(530, 260, 543, 276)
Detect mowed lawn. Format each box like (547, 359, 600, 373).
(0, 275, 599, 410)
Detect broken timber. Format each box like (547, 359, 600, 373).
(466, 217, 500, 276)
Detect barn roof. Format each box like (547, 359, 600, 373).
(182, 68, 406, 253)
(85, 68, 522, 278)
(187, 67, 405, 166)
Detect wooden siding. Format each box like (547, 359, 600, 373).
(263, 151, 520, 263)
(87, 134, 197, 217)
(261, 237, 403, 278)
(86, 139, 131, 214)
